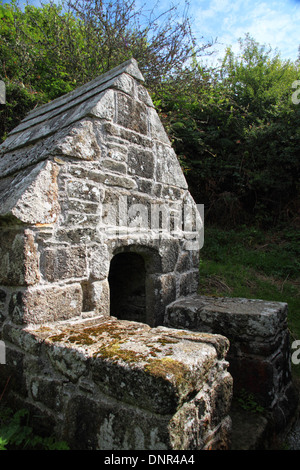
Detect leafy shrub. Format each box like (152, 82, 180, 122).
(0, 405, 69, 450)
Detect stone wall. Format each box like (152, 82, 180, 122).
(1, 316, 232, 450)
(0, 59, 223, 451)
(165, 295, 298, 432)
(0, 59, 202, 329)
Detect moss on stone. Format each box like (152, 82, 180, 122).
(144, 357, 189, 385)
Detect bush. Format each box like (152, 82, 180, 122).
(0, 405, 69, 450)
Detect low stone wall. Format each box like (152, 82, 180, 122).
(1, 316, 232, 450)
(165, 295, 298, 432)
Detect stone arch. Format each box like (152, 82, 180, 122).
(108, 244, 165, 327)
(108, 252, 146, 323)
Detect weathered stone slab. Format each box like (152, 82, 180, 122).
(21, 316, 232, 449)
(155, 142, 188, 189)
(165, 295, 295, 413)
(87, 244, 109, 281)
(127, 146, 154, 179)
(53, 119, 102, 160)
(0, 160, 60, 224)
(29, 317, 230, 400)
(0, 229, 40, 286)
(82, 279, 110, 316)
(104, 122, 152, 147)
(148, 106, 170, 144)
(165, 295, 288, 342)
(116, 92, 148, 135)
(40, 245, 87, 282)
(9, 284, 82, 324)
(0, 129, 66, 178)
(66, 178, 102, 202)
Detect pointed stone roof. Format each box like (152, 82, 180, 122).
(0, 59, 146, 177)
(0, 58, 190, 224)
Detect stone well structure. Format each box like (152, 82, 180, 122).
(0, 59, 297, 449)
(0, 59, 202, 328)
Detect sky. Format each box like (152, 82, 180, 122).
(187, 0, 300, 65)
(2, 0, 300, 65)
(145, 0, 300, 66)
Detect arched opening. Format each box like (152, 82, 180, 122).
(108, 252, 146, 323)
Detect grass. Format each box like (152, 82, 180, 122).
(198, 224, 300, 351)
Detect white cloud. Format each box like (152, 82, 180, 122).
(190, 0, 300, 63)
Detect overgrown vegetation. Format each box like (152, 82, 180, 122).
(0, 0, 299, 447)
(235, 388, 265, 414)
(0, 0, 211, 138)
(0, 405, 69, 450)
(198, 225, 300, 362)
(0, 0, 299, 225)
(157, 35, 300, 227)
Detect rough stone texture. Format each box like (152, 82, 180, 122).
(0, 59, 216, 451)
(0, 160, 60, 224)
(0, 58, 294, 450)
(165, 295, 299, 431)
(0, 228, 40, 286)
(2, 316, 232, 450)
(0, 58, 202, 328)
(8, 284, 83, 325)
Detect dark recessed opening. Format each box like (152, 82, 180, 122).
(108, 252, 146, 323)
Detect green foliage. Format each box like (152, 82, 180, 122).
(0, 436, 8, 450)
(236, 389, 265, 414)
(200, 225, 300, 279)
(0, 1, 299, 226)
(0, 0, 205, 97)
(157, 35, 300, 226)
(198, 225, 300, 342)
(0, 79, 46, 143)
(0, 0, 210, 141)
(0, 405, 69, 450)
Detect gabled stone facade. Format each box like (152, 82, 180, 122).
(0, 58, 202, 328)
(0, 60, 232, 451)
(0, 59, 297, 450)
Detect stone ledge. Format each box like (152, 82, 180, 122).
(24, 316, 230, 415)
(165, 294, 288, 340)
(1, 316, 234, 449)
(165, 294, 298, 436)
